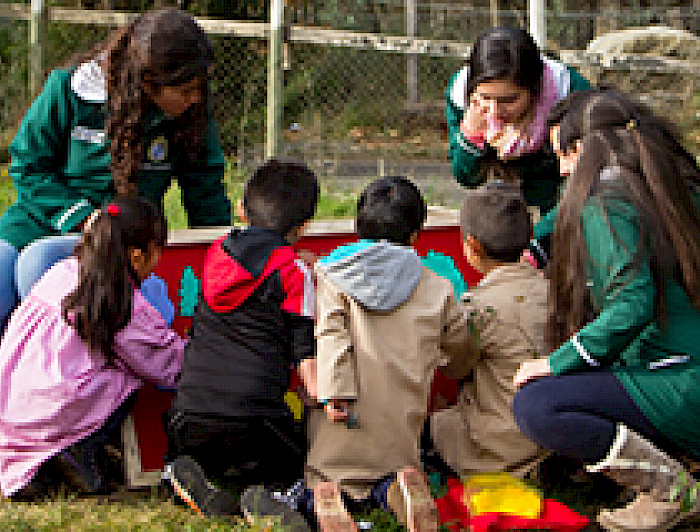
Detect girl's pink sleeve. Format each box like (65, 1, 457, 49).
(112, 293, 186, 387)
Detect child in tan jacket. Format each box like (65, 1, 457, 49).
(424, 181, 548, 478)
(302, 176, 473, 532)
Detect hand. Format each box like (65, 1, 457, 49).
(513, 357, 552, 388)
(324, 399, 350, 423)
(298, 357, 318, 405)
(461, 93, 489, 139)
(486, 122, 525, 160)
(296, 249, 319, 269)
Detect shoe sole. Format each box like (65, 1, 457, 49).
(597, 501, 700, 532)
(313, 482, 358, 532)
(398, 467, 439, 532)
(240, 485, 311, 532)
(163, 462, 206, 518)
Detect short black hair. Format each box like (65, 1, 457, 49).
(244, 157, 319, 236)
(356, 176, 427, 245)
(461, 181, 531, 263)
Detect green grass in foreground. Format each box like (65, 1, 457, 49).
(3, 467, 700, 531)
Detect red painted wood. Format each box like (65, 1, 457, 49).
(134, 225, 478, 472)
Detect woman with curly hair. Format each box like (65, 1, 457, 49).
(0, 8, 230, 330)
(512, 89, 700, 531)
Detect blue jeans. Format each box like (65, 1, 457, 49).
(513, 373, 670, 464)
(16, 235, 80, 299)
(3, 234, 173, 334)
(0, 235, 79, 334)
(0, 239, 19, 331)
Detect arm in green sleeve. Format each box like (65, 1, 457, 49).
(549, 200, 655, 374)
(179, 118, 231, 227)
(445, 73, 486, 188)
(9, 70, 94, 233)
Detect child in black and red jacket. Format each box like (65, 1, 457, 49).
(163, 158, 318, 528)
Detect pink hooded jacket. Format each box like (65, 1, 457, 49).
(0, 257, 185, 496)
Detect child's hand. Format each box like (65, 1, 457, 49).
(298, 357, 318, 405)
(296, 249, 319, 269)
(513, 357, 552, 388)
(324, 399, 350, 423)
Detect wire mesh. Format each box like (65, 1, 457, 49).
(0, 2, 698, 201)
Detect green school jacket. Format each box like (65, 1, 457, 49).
(0, 65, 231, 250)
(548, 184, 700, 456)
(445, 59, 590, 215)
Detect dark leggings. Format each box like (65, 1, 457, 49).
(512, 372, 671, 464)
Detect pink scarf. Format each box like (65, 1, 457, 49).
(485, 63, 560, 160)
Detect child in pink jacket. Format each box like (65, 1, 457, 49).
(0, 198, 184, 498)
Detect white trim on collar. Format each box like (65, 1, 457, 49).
(70, 60, 107, 103)
(449, 65, 470, 109)
(542, 56, 571, 100)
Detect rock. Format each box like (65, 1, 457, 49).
(586, 26, 700, 61)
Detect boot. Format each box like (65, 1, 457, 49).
(586, 424, 700, 532)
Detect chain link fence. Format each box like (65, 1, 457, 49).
(0, 1, 698, 205)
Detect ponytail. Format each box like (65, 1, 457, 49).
(62, 198, 166, 361)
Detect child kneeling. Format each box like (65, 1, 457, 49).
(423, 181, 548, 478)
(163, 158, 318, 529)
(301, 176, 472, 531)
(0, 198, 183, 498)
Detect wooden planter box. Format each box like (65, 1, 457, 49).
(124, 211, 478, 487)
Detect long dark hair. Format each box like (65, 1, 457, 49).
(466, 27, 544, 101)
(548, 90, 700, 351)
(62, 198, 167, 361)
(100, 8, 214, 196)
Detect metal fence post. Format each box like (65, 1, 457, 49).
(406, 0, 418, 105)
(266, 0, 284, 159)
(529, 0, 546, 49)
(29, 0, 46, 97)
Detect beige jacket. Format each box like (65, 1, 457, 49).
(306, 242, 471, 500)
(430, 262, 548, 476)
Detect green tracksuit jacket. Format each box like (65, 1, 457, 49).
(548, 179, 700, 456)
(0, 63, 231, 250)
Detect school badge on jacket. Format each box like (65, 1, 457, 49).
(149, 135, 168, 162)
(143, 135, 171, 171)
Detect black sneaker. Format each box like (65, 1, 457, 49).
(54, 445, 103, 493)
(241, 484, 312, 532)
(163, 456, 239, 517)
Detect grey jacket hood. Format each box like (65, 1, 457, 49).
(317, 241, 422, 312)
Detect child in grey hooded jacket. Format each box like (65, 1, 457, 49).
(303, 176, 472, 532)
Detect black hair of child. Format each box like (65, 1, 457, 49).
(243, 157, 319, 237)
(460, 181, 531, 263)
(62, 197, 167, 363)
(356, 176, 427, 245)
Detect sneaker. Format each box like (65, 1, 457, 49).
(241, 485, 312, 531)
(54, 445, 103, 493)
(394, 467, 439, 532)
(10, 476, 48, 501)
(163, 456, 239, 517)
(313, 481, 358, 532)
